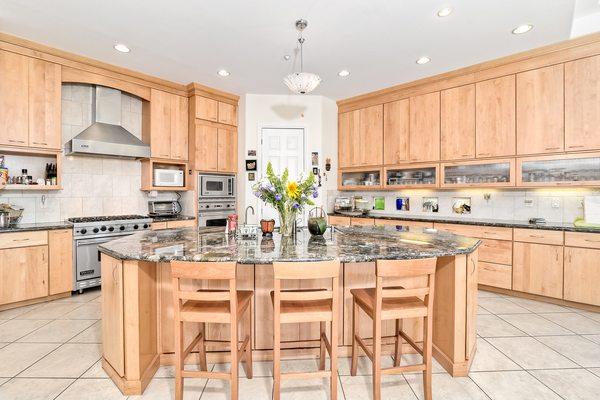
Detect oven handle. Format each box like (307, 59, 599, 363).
(76, 235, 129, 246)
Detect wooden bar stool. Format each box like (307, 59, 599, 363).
(271, 260, 341, 400)
(350, 258, 437, 400)
(171, 261, 253, 400)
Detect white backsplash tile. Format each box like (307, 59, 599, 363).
(102, 197, 122, 215)
(59, 198, 83, 220)
(81, 198, 103, 217)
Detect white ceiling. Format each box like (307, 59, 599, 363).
(1, 0, 599, 100)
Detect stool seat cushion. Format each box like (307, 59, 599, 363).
(350, 288, 427, 320)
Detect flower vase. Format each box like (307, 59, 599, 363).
(279, 209, 297, 237)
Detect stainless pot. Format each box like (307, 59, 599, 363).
(0, 212, 10, 228)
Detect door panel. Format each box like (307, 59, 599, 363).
(359, 105, 383, 166)
(194, 122, 218, 171)
(170, 95, 188, 160)
(0, 51, 29, 146)
(441, 85, 475, 160)
(28, 59, 61, 149)
(217, 127, 237, 173)
(384, 99, 409, 165)
(409, 92, 440, 162)
(0, 246, 48, 304)
(564, 247, 600, 306)
(150, 89, 172, 159)
(513, 242, 563, 299)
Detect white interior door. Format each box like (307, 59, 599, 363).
(260, 127, 305, 226)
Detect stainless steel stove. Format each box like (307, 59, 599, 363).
(68, 214, 153, 291)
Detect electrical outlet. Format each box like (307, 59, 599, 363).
(579, 199, 584, 209)
(524, 198, 534, 207)
(551, 198, 560, 209)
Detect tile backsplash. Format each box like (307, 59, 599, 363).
(0, 84, 192, 223)
(327, 188, 600, 224)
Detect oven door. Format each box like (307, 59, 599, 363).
(198, 210, 235, 227)
(200, 175, 234, 197)
(74, 234, 129, 286)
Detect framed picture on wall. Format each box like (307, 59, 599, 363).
(245, 159, 257, 171)
(311, 152, 319, 166)
(248, 172, 256, 181)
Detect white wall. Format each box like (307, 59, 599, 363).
(571, 11, 600, 37)
(238, 94, 338, 224)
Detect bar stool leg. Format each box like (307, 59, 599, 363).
(394, 319, 403, 367)
(350, 299, 359, 376)
(372, 313, 382, 400)
(423, 315, 433, 400)
(319, 321, 326, 370)
(230, 317, 238, 400)
(245, 302, 253, 378)
(198, 322, 208, 371)
(175, 319, 184, 400)
(330, 296, 339, 400)
(273, 290, 281, 400)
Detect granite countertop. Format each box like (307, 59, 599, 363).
(0, 221, 72, 233)
(335, 212, 600, 233)
(150, 215, 196, 223)
(98, 225, 481, 264)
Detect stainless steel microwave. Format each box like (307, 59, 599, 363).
(198, 174, 235, 197)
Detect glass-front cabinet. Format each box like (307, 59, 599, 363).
(384, 164, 439, 189)
(441, 159, 515, 188)
(517, 153, 600, 187)
(339, 168, 382, 190)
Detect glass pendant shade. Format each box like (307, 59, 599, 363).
(283, 72, 322, 94)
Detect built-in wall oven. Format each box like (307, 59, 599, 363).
(198, 173, 236, 228)
(199, 174, 235, 198)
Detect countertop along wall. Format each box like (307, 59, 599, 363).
(238, 94, 338, 225)
(0, 84, 187, 223)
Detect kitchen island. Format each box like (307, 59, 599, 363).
(99, 225, 480, 395)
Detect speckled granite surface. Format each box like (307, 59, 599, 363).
(99, 225, 480, 264)
(0, 221, 72, 233)
(150, 215, 196, 223)
(337, 212, 600, 233)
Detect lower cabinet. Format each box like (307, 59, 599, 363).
(49, 229, 73, 295)
(328, 215, 351, 226)
(0, 246, 48, 304)
(512, 242, 563, 299)
(564, 247, 600, 306)
(478, 262, 512, 290)
(374, 219, 433, 229)
(350, 217, 375, 226)
(100, 254, 124, 377)
(152, 219, 197, 230)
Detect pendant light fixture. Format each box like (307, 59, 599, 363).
(283, 19, 322, 94)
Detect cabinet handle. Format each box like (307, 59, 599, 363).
(584, 239, 600, 243)
(462, 154, 471, 157)
(568, 145, 584, 149)
(13, 238, 30, 242)
(545, 147, 560, 151)
(471, 259, 476, 274)
(113, 265, 118, 285)
(483, 232, 497, 236)
(528, 234, 544, 238)
(32, 142, 48, 145)
(557, 182, 573, 186)
(568, 252, 572, 263)
(477, 153, 491, 156)
(8, 139, 25, 144)
(555, 252, 559, 261)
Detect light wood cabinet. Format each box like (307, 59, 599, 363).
(478, 239, 512, 265)
(359, 105, 384, 166)
(475, 75, 516, 158)
(217, 127, 237, 173)
(338, 110, 360, 168)
(218, 101, 237, 126)
(409, 92, 440, 162)
(328, 215, 351, 226)
(513, 242, 563, 299)
(478, 262, 512, 290)
(565, 55, 600, 152)
(441, 84, 475, 161)
(0, 51, 29, 147)
(193, 122, 218, 171)
(350, 217, 375, 226)
(48, 229, 73, 295)
(383, 99, 409, 165)
(516, 65, 564, 155)
(564, 247, 600, 306)
(374, 219, 433, 229)
(147, 89, 188, 160)
(0, 246, 48, 305)
(28, 59, 62, 150)
(101, 255, 125, 376)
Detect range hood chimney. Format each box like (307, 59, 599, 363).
(65, 86, 150, 158)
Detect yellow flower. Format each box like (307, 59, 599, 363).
(286, 181, 300, 200)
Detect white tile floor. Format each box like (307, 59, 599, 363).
(0, 289, 599, 399)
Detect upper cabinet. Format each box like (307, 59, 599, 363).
(194, 95, 237, 126)
(475, 75, 516, 158)
(517, 65, 564, 155)
(565, 55, 600, 152)
(338, 105, 383, 168)
(0, 51, 61, 150)
(409, 92, 440, 163)
(441, 84, 475, 161)
(191, 121, 237, 173)
(217, 126, 237, 173)
(146, 89, 188, 161)
(383, 99, 409, 165)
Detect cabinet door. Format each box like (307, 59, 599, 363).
(169, 95, 188, 160)
(101, 255, 124, 376)
(150, 89, 172, 159)
(513, 242, 563, 299)
(217, 127, 237, 173)
(28, 59, 62, 150)
(48, 229, 73, 295)
(359, 105, 383, 166)
(564, 247, 600, 306)
(218, 102, 237, 126)
(338, 110, 360, 168)
(383, 99, 409, 165)
(0, 246, 48, 305)
(565, 55, 600, 152)
(441, 85, 475, 160)
(476, 75, 516, 158)
(195, 96, 218, 122)
(0, 51, 29, 146)
(194, 122, 218, 171)
(409, 92, 440, 162)
(517, 65, 564, 155)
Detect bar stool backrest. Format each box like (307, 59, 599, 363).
(273, 260, 340, 302)
(171, 261, 237, 307)
(375, 258, 437, 304)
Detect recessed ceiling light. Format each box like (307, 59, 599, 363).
(113, 43, 130, 53)
(338, 70, 350, 77)
(416, 56, 431, 65)
(437, 7, 453, 17)
(512, 24, 533, 34)
(217, 69, 230, 77)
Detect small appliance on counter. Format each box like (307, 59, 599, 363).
(334, 197, 353, 213)
(148, 200, 182, 218)
(0, 203, 24, 228)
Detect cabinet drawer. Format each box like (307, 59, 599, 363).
(478, 262, 512, 289)
(374, 219, 434, 229)
(167, 220, 196, 229)
(479, 239, 512, 265)
(0, 231, 48, 249)
(328, 215, 351, 226)
(514, 228, 563, 245)
(151, 222, 168, 230)
(350, 217, 375, 226)
(565, 231, 600, 249)
(434, 223, 512, 241)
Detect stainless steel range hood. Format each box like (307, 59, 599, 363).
(65, 86, 150, 158)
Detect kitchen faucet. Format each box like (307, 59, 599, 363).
(245, 205, 255, 224)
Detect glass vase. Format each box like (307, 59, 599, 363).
(279, 209, 298, 237)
